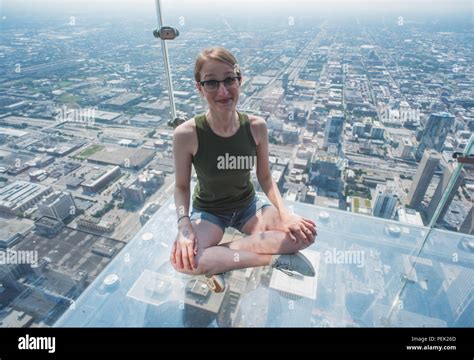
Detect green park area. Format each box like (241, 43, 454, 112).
(74, 144, 105, 160)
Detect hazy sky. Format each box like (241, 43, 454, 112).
(2, 0, 473, 18)
(164, 0, 473, 12)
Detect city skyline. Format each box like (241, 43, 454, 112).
(0, 1, 472, 329)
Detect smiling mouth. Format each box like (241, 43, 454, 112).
(217, 99, 232, 104)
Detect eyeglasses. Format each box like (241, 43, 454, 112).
(199, 76, 241, 92)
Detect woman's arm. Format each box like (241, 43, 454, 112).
(173, 124, 192, 223)
(171, 123, 197, 270)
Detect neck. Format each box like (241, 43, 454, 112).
(206, 109, 239, 133)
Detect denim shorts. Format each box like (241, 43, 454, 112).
(190, 196, 272, 233)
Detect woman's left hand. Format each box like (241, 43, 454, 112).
(281, 213, 317, 245)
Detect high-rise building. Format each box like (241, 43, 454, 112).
(282, 124, 299, 144)
(407, 150, 440, 210)
(38, 191, 76, 221)
(401, 138, 414, 159)
(323, 110, 344, 150)
(121, 177, 146, 206)
(444, 267, 474, 326)
(426, 165, 464, 224)
(267, 250, 319, 326)
(370, 121, 385, 140)
(415, 112, 454, 161)
(373, 182, 398, 219)
(459, 207, 473, 235)
(352, 122, 365, 137)
(282, 72, 290, 94)
(310, 154, 341, 191)
(35, 216, 65, 237)
(81, 166, 121, 193)
(182, 277, 231, 327)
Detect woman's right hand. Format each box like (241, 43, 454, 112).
(171, 219, 198, 271)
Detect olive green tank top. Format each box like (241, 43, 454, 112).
(192, 111, 257, 213)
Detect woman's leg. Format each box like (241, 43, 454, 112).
(224, 206, 314, 254)
(172, 218, 272, 276)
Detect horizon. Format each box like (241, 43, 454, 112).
(2, 0, 473, 18)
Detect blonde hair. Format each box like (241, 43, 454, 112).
(194, 47, 241, 82)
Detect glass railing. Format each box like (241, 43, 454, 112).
(55, 194, 474, 327)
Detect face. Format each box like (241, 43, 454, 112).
(197, 59, 242, 113)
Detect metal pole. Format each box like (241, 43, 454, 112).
(154, 0, 177, 122)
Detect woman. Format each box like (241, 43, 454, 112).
(171, 47, 317, 292)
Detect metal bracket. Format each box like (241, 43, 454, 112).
(168, 118, 186, 129)
(153, 27, 180, 41)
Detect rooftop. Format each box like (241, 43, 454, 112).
(13, 226, 125, 283)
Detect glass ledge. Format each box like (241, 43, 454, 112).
(55, 195, 474, 327)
